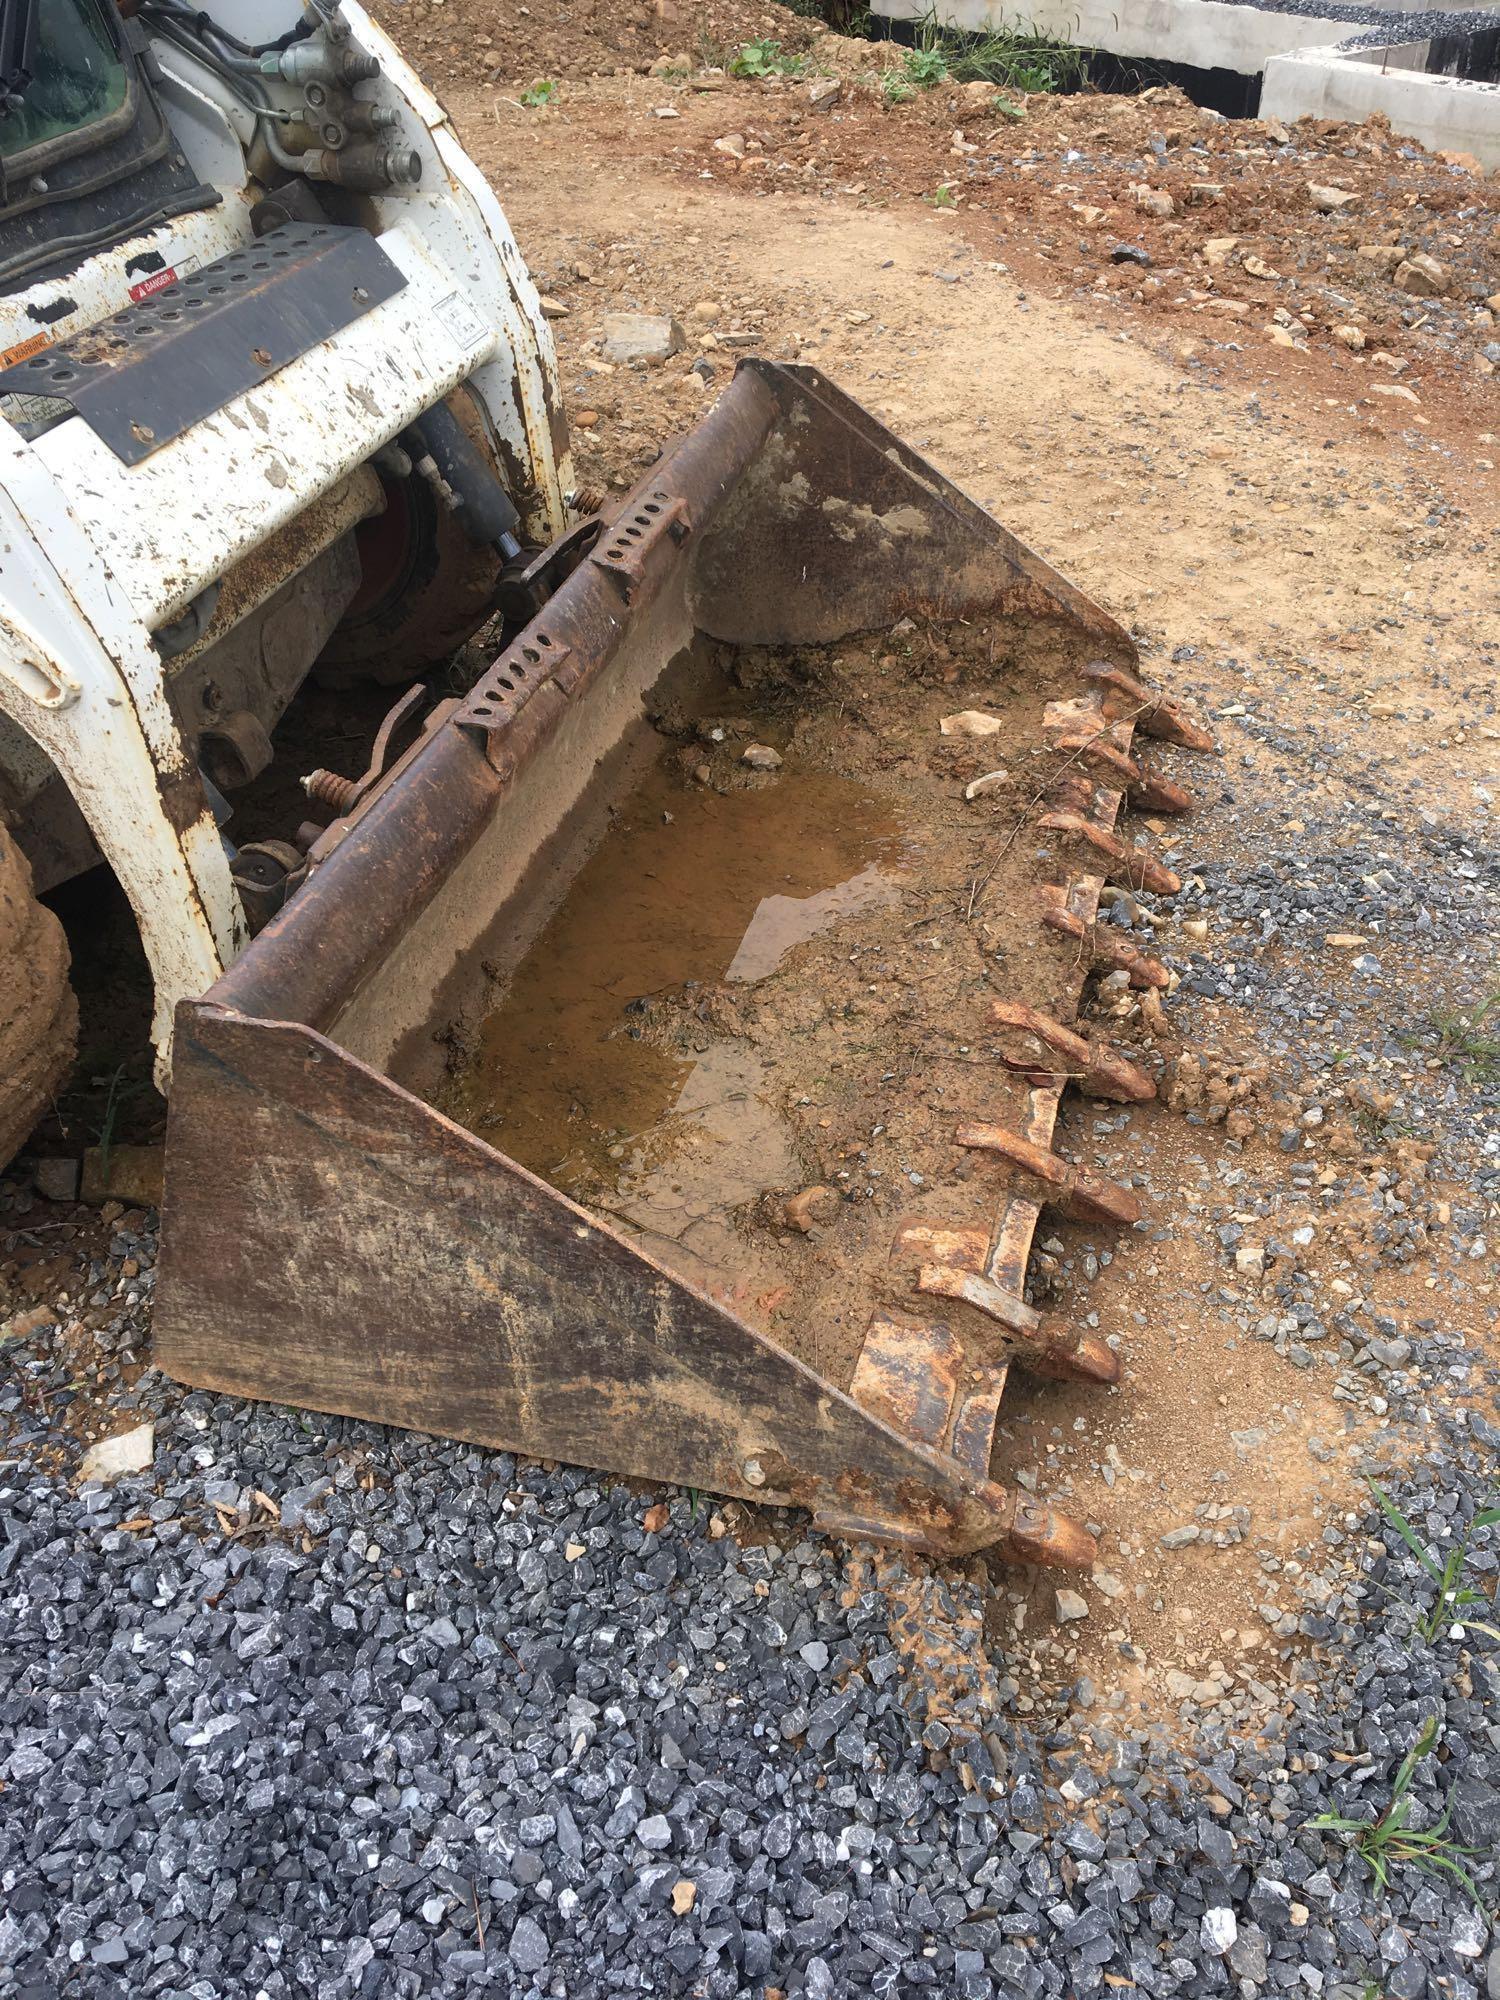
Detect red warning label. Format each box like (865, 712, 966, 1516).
(128, 265, 181, 303)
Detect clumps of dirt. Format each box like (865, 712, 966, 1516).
(370, 0, 818, 90)
(670, 69, 1498, 416)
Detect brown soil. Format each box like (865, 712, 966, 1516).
(443, 616, 1136, 1397)
(370, 0, 818, 88)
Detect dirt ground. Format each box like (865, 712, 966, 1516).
(5, 3, 1494, 1743)
(365, 10, 1499, 1731)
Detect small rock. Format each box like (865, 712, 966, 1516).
(538, 296, 569, 320)
(1307, 183, 1357, 212)
(508, 1915, 550, 1975)
(742, 743, 783, 770)
(1054, 1588, 1089, 1623)
(601, 312, 685, 364)
(785, 1185, 839, 1233)
(1109, 243, 1152, 267)
(671, 1879, 697, 1915)
(963, 769, 1009, 800)
(807, 78, 841, 111)
(1201, 1907, 1238, 1956)
(713, 132, 746, 159)
(1355, 243, 1405, 273)
(32, 1156, 79, 1202)
(1235, 1244, 1266, 1279)
(77, 1423, 154, 1484)
(636, 1813, 673, 1852)
(939, 710, 1004, 738)
(1130, 183, 1174, 218)
(1394, 252, 1447, 298)
(1330, 323, 1365, 351)
(1160, 1525, 1200, 1550)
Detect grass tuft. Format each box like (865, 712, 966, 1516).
(1368, 1479, 1500, 1645)
(901, 6, 1086, 95)
(1311, 1719, 1490, 1910)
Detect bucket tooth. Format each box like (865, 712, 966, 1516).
(949, 1367, 1009, 1478)
(1038, 886, 1170, 990)
(987, 1000, 1156, 1103)
(1046, 771, 1105, 817)
(1038, 811, 1180, 897)
(918, 1264, 1120, 1386)
(919, 1262, 1039, 1335)
(1048, 729, 1194, 815)
(956, 1123, 1143, 1228)
(1021, 1326, 1121, 1387)
(1001, 1500, 1096, 1570)
(1081, 661, 1217, 753)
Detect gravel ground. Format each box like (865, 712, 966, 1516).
(1, 1188, 1497, 1999)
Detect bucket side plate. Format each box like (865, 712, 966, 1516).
(157, 1003, 1031, 1558)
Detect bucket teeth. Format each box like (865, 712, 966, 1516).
(1082, 661, 1217, 753)
(1048, 727, 1194, 815)
(919, 1262, 1038, 1334)
(949, 1367, 1010, 1477)
(1038, 811, 1181, 897)
(1038, 886, 1170, 990)
(987, 1000, 1156, 1103)
(956, 1123, 1143, 1228)
(1024, 1327, 1121, 1387)
(1001, 1500, 1097, 1570)
(917, 1265, 1120, 1386)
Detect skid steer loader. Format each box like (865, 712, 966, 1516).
(1, 0, 1213, 1563)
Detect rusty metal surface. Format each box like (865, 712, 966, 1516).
(987, 1000, 1157, 1103)
(156, 1006, 1023, 1560)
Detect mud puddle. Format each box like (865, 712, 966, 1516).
(446, 728, 905, 1290)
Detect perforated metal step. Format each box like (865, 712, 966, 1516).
(0, 222, 405, 465)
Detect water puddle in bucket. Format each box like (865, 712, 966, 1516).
(446, 729, 905, 1285)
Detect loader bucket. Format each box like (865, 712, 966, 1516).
(155, 360, 1211, 1562)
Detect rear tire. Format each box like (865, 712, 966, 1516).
(0, 820, 77, 1168)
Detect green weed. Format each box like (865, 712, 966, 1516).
(903, 7, 1086, 95)
(519, 78, 557, 108)
(927, 181, 958, 207)
(1310, 1719, 1488, 1909)
(1368, 1479, 1500, 1645)
(729, 38, 809, 78)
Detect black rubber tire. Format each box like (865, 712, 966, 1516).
(0, 820, 77, 1168)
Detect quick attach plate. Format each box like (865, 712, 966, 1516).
(0, 222, 405, 465)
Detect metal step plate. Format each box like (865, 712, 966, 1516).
(0, 222, 405, 465)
